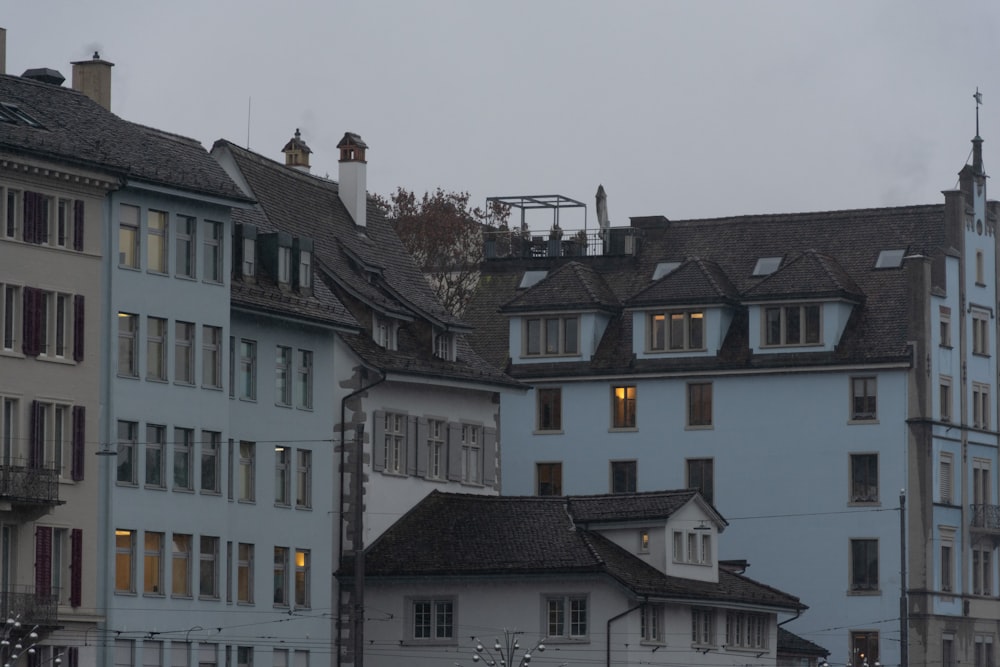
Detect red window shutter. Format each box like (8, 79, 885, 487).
(71, 405, 85, 481)
(73, 200, 84, 251)
(22, 287, 37, 357)
(29, 400, 43, 468)
(22, 191, 34, 243)
(73, 294, 85, 362)
(35, 526, 52, 599)
(70, 528, 83, 607)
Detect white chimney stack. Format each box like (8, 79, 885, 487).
(337, 132, 368, 228)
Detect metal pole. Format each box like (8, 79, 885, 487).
(353, 424, 366, 667)
(900, 489, 907, 667)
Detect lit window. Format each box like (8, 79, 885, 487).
(536, 388, 562, 432)
(536, 462, 562, 496)
(851, 377, 877, 421)
(295, 549, 310, 608)
(144, 531, 164, 595)
(763, 304, 821, 346)
(147, 210, 168, 274)
(524, 316, 579, 356)
(611, 385, 636, 429)
(649, 311, 704, 352)
(115, 529, 135, 593)
(119, 205, 140, 268)
(117, 313, 138, 377)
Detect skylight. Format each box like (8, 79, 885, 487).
(752, 257, 783, 276)
(519, 270, 548, 289)
(652, 261, 682, 281)
(0, 103, 41, 128)
(875, 249, 906, 269)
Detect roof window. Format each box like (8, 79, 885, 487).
(875, 249, 906, 269)
(752, 257, 783, 276)
(652, 261, 681, 281)
(0, 102, 42, 127)
(519, 270, 548, 289)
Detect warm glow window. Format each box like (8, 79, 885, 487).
(648, 310, 704, 352)
(611, 385, 636, 428)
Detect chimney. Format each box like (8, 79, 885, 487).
(71, 51, 114, 111)
(0, 28, 6, 75)
(337, 132, 368, 228)
(281, 128, 312, 172)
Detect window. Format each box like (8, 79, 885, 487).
(199, 536, 219, 599)
(701, 533, 712, 564)
(119, 204, 140, 268)
(373, 315, 397, 350)
(117, 420, 138, 484)
(4, 188, 22, 239)
(118, 313, 138, 377)
(974, 311, 990, 355)
(651, 261, 681, 281)
(763, 304, 821, 346)
(273, 547, 289, 606)
(524, 315, 579, 356)
(434, 332, 454, 361)
(974, 383, 991, 429)
(536, 388, 562, 432)
(687, 382, 712, 428)
(146, 424, 166, 488)
(242, 237, 256, 277)
(174, 428, 193, 491)
(974, 546, 994, 596)
(237, 647, 252, 667)
(692, 608, 715, 646)
(940, 376, 953, 422)
(974, 459, 992, 507)
(296, 349, 313, 409)
(427, 420, 445, 480)
(940, 453, 954, 504)
(851, 632, 879, 667)
(144, 532, 164, 595)
(296, 450, 312, 508)
(648, 310, 705, 352)
(753, 256, 782, 276)
(610, 385, 637, 429)
(875, 249, 906, 269)
(115, 529, 135, 593)
(171, 533, 192, 597)
(148, 210, 168, 274)
(115, 640, 135, 667)
(275, 346, 292, 406)
(175, 322, 195, 384)
(977, 250, 986, 285)
(940, 306, 952, 347)
(941, 529, 955, 593)
(850, 454, 878, 503)
(641, 604, 664, 644)
(238, 441, 255, 502)
(176, 215, 196, 278)
(146, 317, 167, 381)
(275, 446, 290, 505)
(519, 270, 547, 288)
(202, 326, 222, 388)
(294, 549, 310, 608)
(1, 397, 17, 467)
(546, 595, 587, 639)
(850, 538, 879, 592)
(382, 413, 405, 474)
(726, 612, 768, 649)
(201, 431, 221, 493)
(237, 543, 253, 604)
(639, 529, 650, 553)
(686, 458, 714, 504)
(277, 246, 292, 284)
(672, 531, 683, 561)
(203, 221, 223, 283)
(412, 599, 454, 641)
(536, 462, 562, 496)
(2, 284, 18, 351)
(943, 635, 956, 667)
(975, 635, 994, 667)
(298, 250, 312, 290)
(611, 460, 637, 494)
(239, 340, 256, 400)
(851, 377, 877, 421)
(461, 424, 481, 484)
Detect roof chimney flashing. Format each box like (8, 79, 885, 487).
(71, 51, 114, 110)
(337, 132, 368, 228)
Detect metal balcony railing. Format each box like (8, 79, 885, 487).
(483, 227, 643, 260)
(0, 586, 59, 627)
(970, 504, 1000, 531)
(0, 459, 60, 506)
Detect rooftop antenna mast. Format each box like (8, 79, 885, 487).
(975, 87, 983, 137)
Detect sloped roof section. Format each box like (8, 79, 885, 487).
(0, 74, 250, 203)
(627, 257, 740, 308)
(743, 249, 864, 302)
(778, 627, 830, 657)
(568, 489, 705, 523)
(501, 261, 619, 313)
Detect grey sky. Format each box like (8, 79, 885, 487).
(5, 2, 999, 228)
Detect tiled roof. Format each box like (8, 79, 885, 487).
(351, 490, 804, 611)
(0, 74, 250, 203)
(778, 627, 830, 657)
(216, 141, 520, 388)
(627, 257, 740, 308)
(501, 261, 620, 313)
(743, 249, 864, 302)
(568, 489, 722, 524)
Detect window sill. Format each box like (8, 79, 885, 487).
(199, 489, 222, 497)
(144, 484, 167, 492)
(146, 377, 168, 384)
(118, 265, 141, 272)
(847, 589, 881, 596)
(142, 592, 166, 598)
(973, 352, 992, 358)
(295, 505, 313, 511)
(940, 344, 953, 350)
(275, 402, 293, 409)
(37, 356, 76, 365)
(399, 640, 458, 647)
(848, 418, 879, 425)
(146, 270, 168, 277)
(237, 601, 254, 607)
(114, 590, 137, 596)
(199, 596, 221, 602)
(274, 502, 291, 509)
(173, 487, 195, 494)
(0, 350, 25, 359)
(176, 274, 197, 282)
(117, 373, 139, 380)
(296, 405, 314, 412)
(685, 424, 713, 431)
(542, 638, 589, 645)
(116, 481, 138, 488)
(641, 640, 667, 647)
(238, 498, 256, 505)
(848, 500, 880, 507)
(201, 385, 224, 392)
(534, 428, 564, 435)
(239, 396, 257, 403)
(171, 594, 193, 600)
(609, 426, 638, 433)
(725, 646, 769, 655)
(645, 348, 707, 354)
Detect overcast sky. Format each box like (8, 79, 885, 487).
(4, 2, 1000, 228)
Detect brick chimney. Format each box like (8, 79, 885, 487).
(0, 28, 6, 75)
(71, 51, 114, 111)
(281, 128, 312, 172)
(337, 132, 368, 228)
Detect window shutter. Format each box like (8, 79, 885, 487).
(447, 422, 463, 481)
(941, 460, 953, 503)
(406, 415, 418, 476)
(29, 400, 43, 468)
(72, 294, 85, 362)
(416, 418, 429, 478)
(482, 427, 498, 485)
(371, 410, 385, 472)
(22, 191, 34, 243)
(71, 405, 85, 481)
(73, 200, 85, 251)
(35, 525, 52, 599)
(70, 528, 83, 607)
(68, 647, 80, 667)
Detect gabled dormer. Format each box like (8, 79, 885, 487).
(626, 257, 739, 359)
(743, 249, 864, 354)
(499, 262, 618, 364)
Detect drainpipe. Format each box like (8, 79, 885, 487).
(336, 368, 385, 667)
(606, 603, 643, 667)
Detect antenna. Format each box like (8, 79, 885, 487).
(246, 97, 252, 149)
(975, 87, 982, 137)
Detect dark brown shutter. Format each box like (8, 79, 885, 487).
(29, 400, 42, 468)
(483, 427, 498, 485)
(72, 294, 85, 362)
(35, 525, 52, 599)
(22, 287, 38, 357)
(372, 411, 385, 471)
(22, 191, 34, 243)
(68, 647, 79, 667)
(416, 418, 429, 478)
(70, 528, 83, 607)
(72, 200, 84, 251)
(71, 405, 85, 481)
(406, 415, 418, 476)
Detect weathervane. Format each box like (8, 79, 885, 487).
(975, 87, 983, 137)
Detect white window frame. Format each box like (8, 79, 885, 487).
(199, 536, 219, 599)
(973, 310, 991, 356)
(239, 339, 256, 400)
(296, 349, 313, 409)
(147, 209, 168, 275)
(2, 283, 19, 352)
(202, 326, 222, 389)
(641, 603, 664, 645)
(144, 531, 165, 596)
(275, 345, 292, 406)
(118, 313, 138, 378)
(544, 594, 588, 640)
(410, 597, 455, 643)
(275, 446, 290, 506)
(383, 413, 405, 474)
(295, 449, 312, 509)
(427, 420, 445, 480)
(238, 441, 255, 502)
(762, 303, 822, 347)
(175, 215, 196, 278)
(648, 310, 705, 352)
(171, 533, 192, 598)
(523, 315, 580, 357)
(461, 424, 481, 484)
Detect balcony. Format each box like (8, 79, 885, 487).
(483, 227, 643, 260)
(0, 459, 61, 507)
(970, 504, 1000, 536)
(0, 586, 59, 627)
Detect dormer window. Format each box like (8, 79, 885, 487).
(374, 314, 397, 351)
(277, 246, 291, 284)
(524, 316, 579, 357)
(242, 237, 256, 277)
(648, 311, 704, 352)
(434, 331, 455, 361)
(299, 250, 312, 289)
(764, 304, 821, 346)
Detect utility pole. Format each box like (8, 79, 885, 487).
(352, 424, 365, 667)
(899, 489, 907, 667)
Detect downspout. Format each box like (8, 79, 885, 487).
(336, 367, 385, 667)
(777, 609, 802, 626)
(607, 603, 643, 667)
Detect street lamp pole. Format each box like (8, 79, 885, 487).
(899, 489, 908, 667)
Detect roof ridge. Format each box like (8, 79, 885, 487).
(220, 138, 342, 188)
(668, 202, 945, 226)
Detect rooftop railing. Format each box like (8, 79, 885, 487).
(483, 227, 642, 260)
